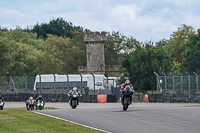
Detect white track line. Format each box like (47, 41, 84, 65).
(33, 111, 111, 133)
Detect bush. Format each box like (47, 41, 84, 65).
(84, 87, 89, 95)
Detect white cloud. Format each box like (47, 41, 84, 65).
(0, 0, 200, 42)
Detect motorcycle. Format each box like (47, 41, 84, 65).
(0, 99, 4, 110)
(69, 91, 79, 109)
(121, 85, 134, 111)
(27, 99, 35, 111)
(36, 99, 44, 110)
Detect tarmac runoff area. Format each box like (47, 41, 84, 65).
(4, 102, 200, 109)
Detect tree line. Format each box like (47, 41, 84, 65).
(0, 17, 200, 92)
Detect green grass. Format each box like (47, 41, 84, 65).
(0, 108, 104, 133)
(184, 105, 200, 107)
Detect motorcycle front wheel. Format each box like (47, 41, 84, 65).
(71, 100, 77, 109)
(39, 106, 42, 110)
(123, 97, 128, 111)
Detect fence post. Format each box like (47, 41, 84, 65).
(178, 72, 183, 94)
(79, 73, 82, 94)
(23, 72, 27, 94)
(65, 73, 69, 91)
(104, 73, 109, 93)
(7, 72, 12, 93)
(170, 72, 175, 95)
(52, 73, 56, 95)
(185, 72, 190, 98)
(193, 72, 199, 94)
(162, 72, 167, 94)
(37, 73, 41, 95)
(153, 72, 159, 94)
(91, 73, 95, 95)
(104, 73, 108, 85)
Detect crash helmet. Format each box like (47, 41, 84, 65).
(125, 80, 130, 85)
(38, 95, 42, 98)
(29, 97, 33, 100)
(73, 87, 77, 91)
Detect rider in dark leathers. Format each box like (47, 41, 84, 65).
(68, 87, 82, 105)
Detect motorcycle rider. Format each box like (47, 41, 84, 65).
(0, 95, 5, 104)
(26, 97, 35, 110)
(120, 80, 134, 104)
(68, 87, 82, 105)
(35, 95, 45, 109)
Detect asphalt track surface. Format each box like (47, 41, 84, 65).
(29, 103, 200, 133)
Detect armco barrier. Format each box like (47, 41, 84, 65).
(107, 94, 117, 102)
(0, 93, 100, 103)
(0, 93, 118, 103)
(148, 94, 200, 103)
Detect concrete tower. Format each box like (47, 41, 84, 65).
(78, 31, 106, 74)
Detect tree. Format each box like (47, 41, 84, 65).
(164, 24, 195, 63)
(35, 34, 86, 74)
(0, 28, 43, 75)
(31, 18, 83, 39)
(122, 42, 173, 92)
(105, 31, 139, 65)
(179, 29, 200, 73)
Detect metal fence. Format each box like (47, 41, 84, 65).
(0, 75, 35, 93)
(154, 72, 200, 95)
(0, 73, 146, 102)
(0, 73, 118, 96)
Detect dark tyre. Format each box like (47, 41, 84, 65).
(123, 105, 127, 111)
(126, 97, 129, 110)
(0, 106, 3, 110)
(72, 100, 77, 109)
(31, 106, 34, 111)
(39, 106, 42, 110)
(123, 97, 128, 111)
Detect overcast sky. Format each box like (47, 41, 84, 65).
(1, 0, 200, 42)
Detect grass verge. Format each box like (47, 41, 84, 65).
(0, 108, 104, 133)
(184, 105, 200, 107)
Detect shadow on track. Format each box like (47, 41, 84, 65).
(112, 109, 147, 112)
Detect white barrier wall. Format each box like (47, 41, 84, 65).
(34, 74, 118, 90)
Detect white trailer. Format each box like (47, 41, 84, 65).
(34, 74, 118, 90)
